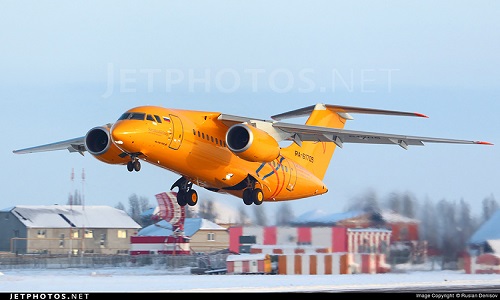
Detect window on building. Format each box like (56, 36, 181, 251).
(59, 234, 65, 248)
(399, 226, 409, 241)
(207, 233, 215, 241)
(117, 230, 127, 239)
(100, 233, 107, 248)
(84, 229, 93, 238)
(37, 230, 46, 238)
(72, 230, 79, 239)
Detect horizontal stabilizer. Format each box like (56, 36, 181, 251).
(271, 103, 428, 121)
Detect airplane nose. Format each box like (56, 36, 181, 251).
(111, 122, 137, 149)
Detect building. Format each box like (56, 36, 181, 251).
(468, 210, 500, 256)
(229, 226, 391, 255)
(290, 209, 424, 263)
(0, 205, 141, 255)
(135, 218, 230, 254)
(464, 210, 500, 274)
(292, 209, 420, 243)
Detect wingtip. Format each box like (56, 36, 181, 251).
(414, 112, 429, 118)
(476, 141, 494, 145)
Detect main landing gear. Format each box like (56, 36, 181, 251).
(242, 177, 264, 206)
(126, 156, 141, 172)
(171, 177, 198, 207)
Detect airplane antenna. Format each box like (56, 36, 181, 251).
(70, 168, 74, 208)
(81, 168, 85, 210)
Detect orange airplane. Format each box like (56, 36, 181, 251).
(13, 103, 492, 207)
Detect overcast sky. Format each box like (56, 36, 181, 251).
(2, 1, 499, 220)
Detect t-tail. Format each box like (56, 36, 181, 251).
(274, 103, 428, 180)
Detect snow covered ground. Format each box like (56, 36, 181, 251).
(1, 265, 500, 293)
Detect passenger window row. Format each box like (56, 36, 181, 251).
(193, 129, 226, 147)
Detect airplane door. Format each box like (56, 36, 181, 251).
(283, 159, 297, 191)
(168, 114, 183, 150)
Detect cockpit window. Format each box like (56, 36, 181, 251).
(154, 115, 162, 123)
(118, 112, 146, 121)
(146, 114, 155, 121)
(130, 113, 146, 120)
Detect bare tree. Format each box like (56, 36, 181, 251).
(402, 191, 417, 218)
(253, 205, 268, 226)
(128, 194, 142, 224)
(198, 200, 218, 223)
(418, 196, 439, 249)
(115, 202, 125, 211)
(276, 202, 295, 226)
(67, 190, 82, 206)
(481, 194, 498, 223)
(386, 192, 402, 213)
(139, 196, 151, 212)
(237, 206, 251, 225)
(346, 188, 380, 213)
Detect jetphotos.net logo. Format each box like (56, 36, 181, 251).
(101, 63, 399, 98)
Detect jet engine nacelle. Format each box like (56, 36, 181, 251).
(226, 123, 280, 162)
(84, 125, 130, 165)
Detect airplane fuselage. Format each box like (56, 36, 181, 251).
(110, 106, 328, 202)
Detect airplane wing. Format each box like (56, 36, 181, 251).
(218, 113, 272, 127)
(272, 122, 492, 149)
(13, 136, 86, 155)
(218, 104, 492, 149)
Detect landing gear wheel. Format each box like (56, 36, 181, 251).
(176, 191, 187, 206)
(252, 188, 264, 205)
(171, 177, 198, 207)
(243, 189, 253, 205)
(133, 160, 141, 172)
(127, 161, 134, 172)
(186, 189, 198, 206)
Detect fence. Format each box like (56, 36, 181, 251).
(0, 252, 229, 271)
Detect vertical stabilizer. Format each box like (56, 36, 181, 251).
(279, 103, 348, 180)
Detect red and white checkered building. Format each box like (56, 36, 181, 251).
(229, 226, 391, 255)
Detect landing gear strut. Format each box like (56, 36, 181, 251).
(126, 156, 141, 172)
(171, 177, 198, 207)
(242, 177, 264, 206)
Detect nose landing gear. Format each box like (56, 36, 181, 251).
(126, 156, 141, 172)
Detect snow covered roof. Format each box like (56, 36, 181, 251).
(292, 209, 419, 225)
(468, 210, 500, 245)
(380, 211, 420, 224)
(138, 218, 227, 237)
(2, 205, 141, 229)
(487, 240, 500, 253)
(227, 253, 269, 261)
